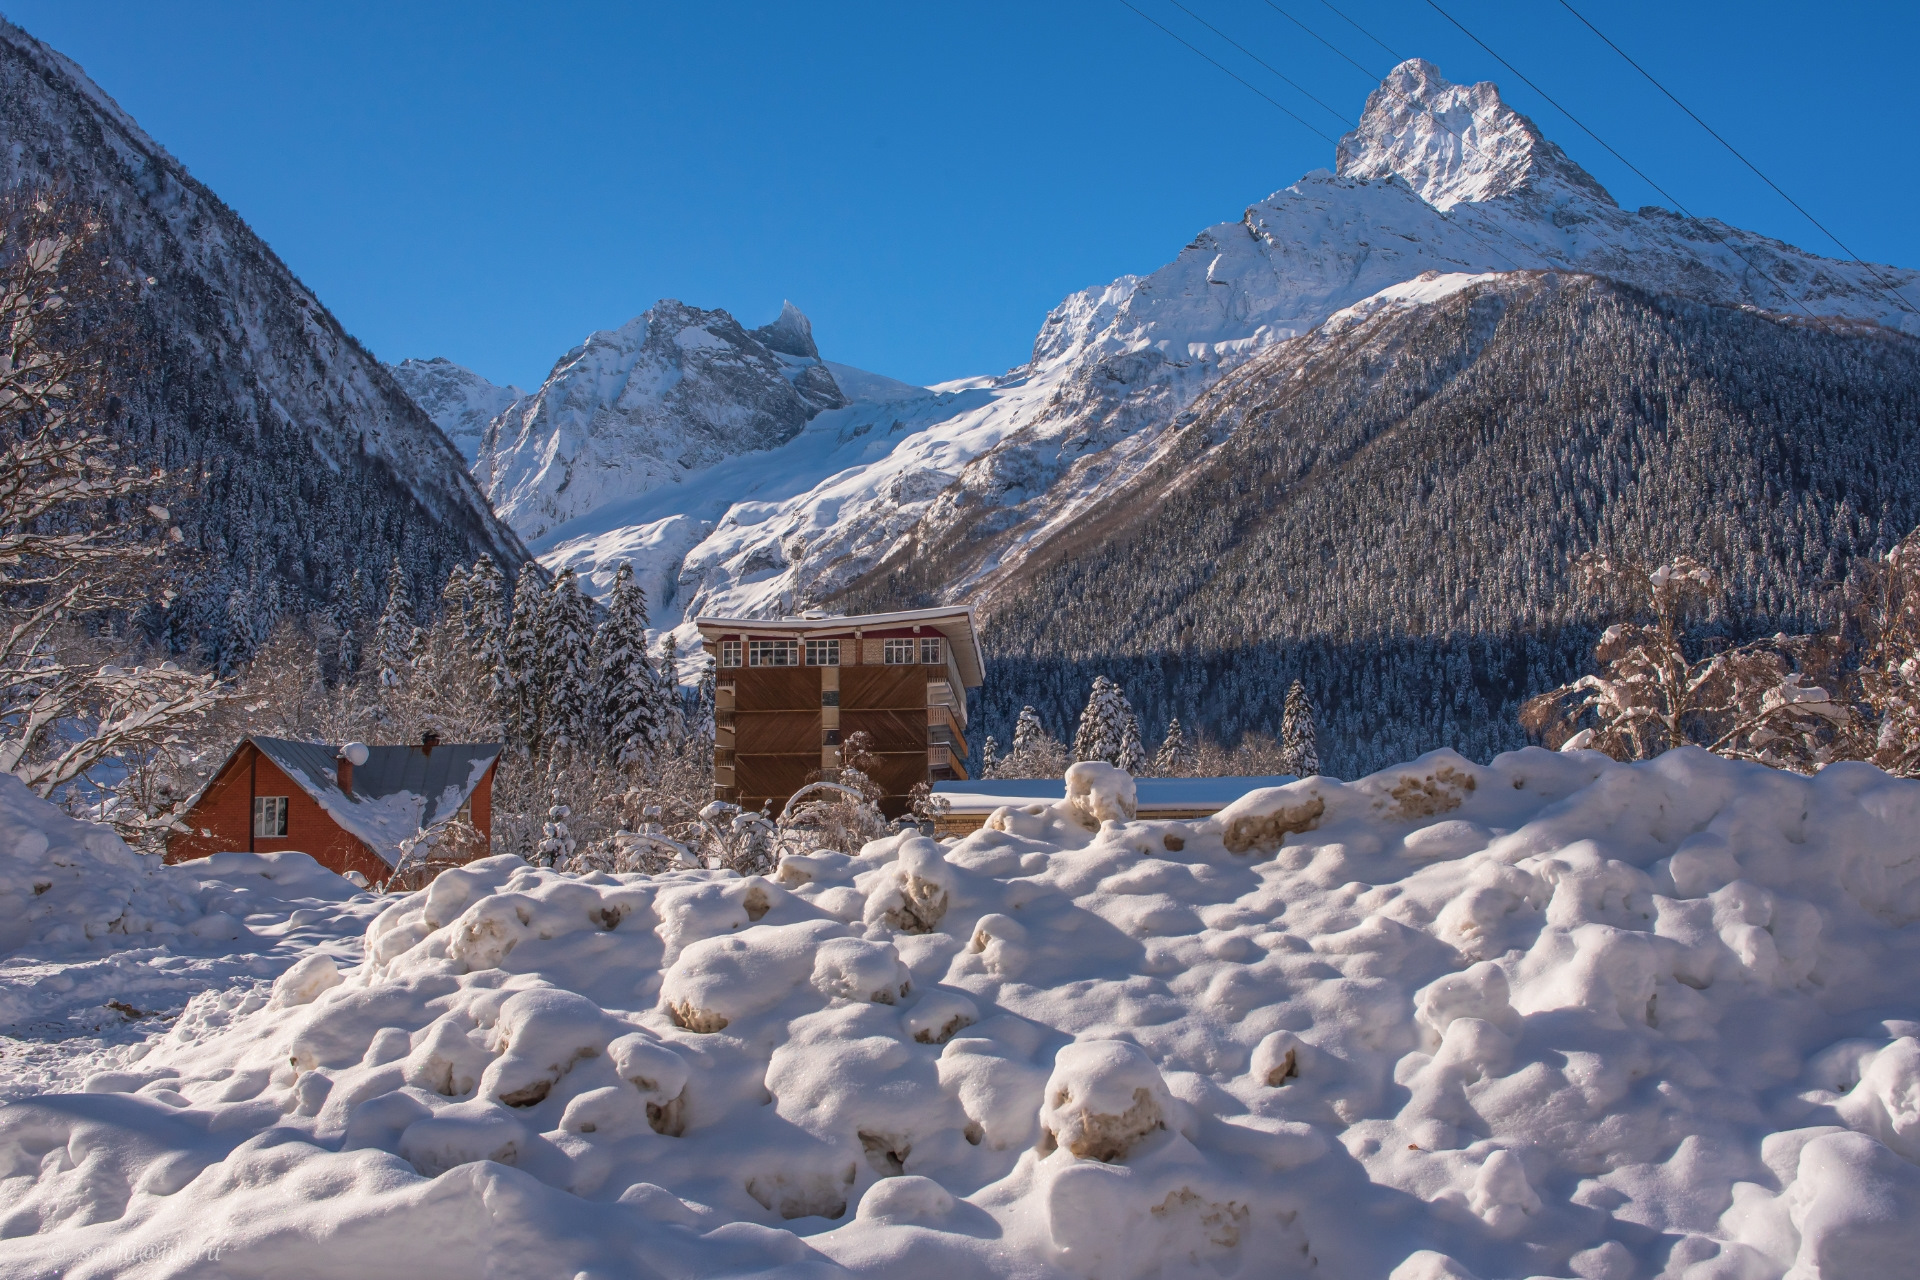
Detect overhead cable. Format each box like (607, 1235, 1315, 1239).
(1116, 0, 1338, 144)
(1555, 0, 1917, 318)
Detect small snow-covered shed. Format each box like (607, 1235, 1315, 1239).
(166, 735, 501, 885)
(929, 775, 1297, 835)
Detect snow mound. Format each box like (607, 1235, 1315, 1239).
(10, 748, 1920, 1276)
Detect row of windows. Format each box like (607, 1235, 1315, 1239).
(719, 637, 944, 668)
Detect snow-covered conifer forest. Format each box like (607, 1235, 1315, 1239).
(8, 8, 1920, 1279)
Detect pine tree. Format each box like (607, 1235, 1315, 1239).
(535, 792, 574, 868)
(222, 586, 257, 675)
(1279, 680, 1321, 776)
(332, 567, 365, 679)
(693, 654, 716, 746)
(503, 561, 545, 750)
(655, 633, 687, 743)
(593, 562, 668, 766)
(1072, 676, 1132, 764)
(979, 735, 1000, 777)
(539, 567, 596, 754)
(1153, 717, 1192, 776)
(372, 560, 414, 690)
(441, 564, 470, 645)
(1116, 711, 1148, 775)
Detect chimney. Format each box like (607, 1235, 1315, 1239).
(421, 730, 441, 757)
(337, 742, 368, 795)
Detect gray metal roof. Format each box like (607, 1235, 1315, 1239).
(247, 736, 502, 866)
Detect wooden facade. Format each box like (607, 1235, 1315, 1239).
(694, 607, 985, 819)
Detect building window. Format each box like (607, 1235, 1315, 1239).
(920, 636, 943, 665)
(748, 638, 799, 667)
(253, 796, 288, 838)
(883, 638, 915, 664)
(720, 640, 741, 667)
(805, 638, 840, 667)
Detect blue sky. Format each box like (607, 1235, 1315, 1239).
(13, 1, 1916, 388)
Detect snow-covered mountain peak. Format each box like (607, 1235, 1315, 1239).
(1335, 57, 1613, 211)
(475, 299, 847, 542)
(390, 357, 524, 463)
(751, 299, 821, 359)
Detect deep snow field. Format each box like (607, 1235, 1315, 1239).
(5, 748, 1920, 1278)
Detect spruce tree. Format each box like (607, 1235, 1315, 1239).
(503, 561, 545, 750)
(1279, 680, 1321, 777)
(1116, 711, 1148, 775)
(1012, 706, 1046, 755)
(372, 560, 414, 690)
(594, 562, 666, 766)
(1153, 717, 1192, 776)
(979, 735, 1000, 777)
(463, 555, 510, 715)
(1072, 676, 1131, 764)
(539, 567, 596, 754)
(655, 633, 686, 743)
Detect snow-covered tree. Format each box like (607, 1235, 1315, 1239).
(995, 705, 1068, 778)
(1116, 711, 1148, 775)
(534, 793, 574, 867)
(655, 633, 687, 744)
(593, 562, 671, 766)
(458, 554, 508, 714)
(978, 735, 1000, 776)
(538, 567, 596, 754)
(1013, 706, 1046, 755)
(1153, 717, 1191, 776)
(503, 561, 544, 749)
(0, 189, 222, 809)
(1072, 676, 1132, 764)
(1521, 555, 1850, 771)
(371, 559, 414, 690)
(1279, 681, 1321, 777)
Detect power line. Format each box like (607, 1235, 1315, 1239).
(1555, 0, 1918, 318)
(1317, 0, 1400, 63)
(1117, 0, 1338, 144)
(1258, 0, 1381, 81)
(1163, 0, 1351, 126)
(1422, 0, 1820, 320)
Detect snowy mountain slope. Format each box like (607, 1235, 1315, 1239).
(390, 357, 525, 463)
(475, 300, 848, 542)
(0, 20, 529, 650)
(538, 58, 1919, 653)
(10, 749, 1920, 1276)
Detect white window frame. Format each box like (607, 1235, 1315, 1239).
(805, 638, 840, 667)
(920, 636, 943, 665)
(748, 638, 799, 667)
(883, 638, 915, 665)
(720, 640, 741, 668)
(253, 795, 288, 838)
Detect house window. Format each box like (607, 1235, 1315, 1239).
(748, 639, 799, 667)
(720, 640, 741, 668)
(253, 795, 288, 838)
(805, 639, 839, 667)
(883, 638, 915, 664)
(920, 637, 943, 665)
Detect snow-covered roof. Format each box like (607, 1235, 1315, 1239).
(244, 737, 501, 868)
(692, 605, 987, 688)
(932, 775, 1297, 814)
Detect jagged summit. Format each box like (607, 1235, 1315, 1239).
(751, 300, 821, 360)
(1335, 57, 1614, 211)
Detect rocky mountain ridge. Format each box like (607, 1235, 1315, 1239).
(0, 19, 529, 659)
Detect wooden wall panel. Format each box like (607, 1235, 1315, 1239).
(842, 665, 926, 710)
(735, 710, 822, 756)
(736, 667, 821, 712)
(841, 708, 927, 754)
(735, 754, 820, 810)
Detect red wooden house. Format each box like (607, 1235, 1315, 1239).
(166, 735, 502, 886)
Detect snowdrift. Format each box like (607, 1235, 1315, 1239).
(0, 774, 376, 1095)
(7, 748, 1920, 1278)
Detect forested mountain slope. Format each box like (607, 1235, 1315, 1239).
(0, 20, 528, 661)
(896, 273, 1920, 776)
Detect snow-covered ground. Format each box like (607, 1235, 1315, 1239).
(0, 775, 379, 1101)
(7, 748, 1920, 1277)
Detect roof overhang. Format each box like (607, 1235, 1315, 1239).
(692, 605, 988, 688)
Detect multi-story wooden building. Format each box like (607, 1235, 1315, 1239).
(693, 606, 985, 818)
